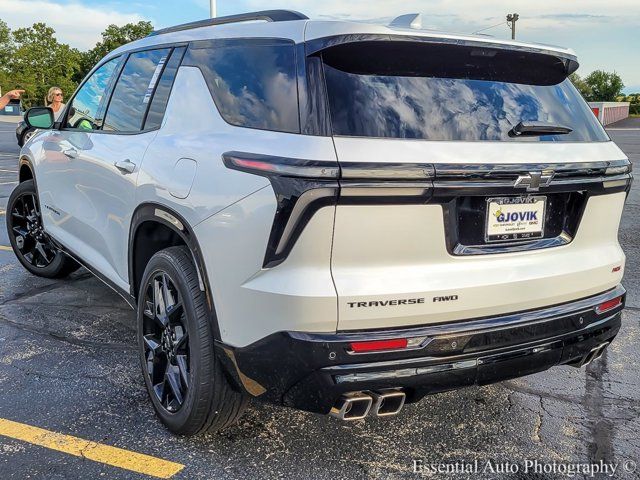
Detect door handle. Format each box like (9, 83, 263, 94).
(62, 148, 78, 158)
(114, 159, 136, 174)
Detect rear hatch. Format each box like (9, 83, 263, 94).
(311, 38, 631, 330)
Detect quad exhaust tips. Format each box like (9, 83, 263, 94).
(329, 389, 406, 421)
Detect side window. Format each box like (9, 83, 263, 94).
(65, 57, 120, 130)
(183, 39, 299, 133)
(103, 48, 171, 132)
(144, 47, 186, 130)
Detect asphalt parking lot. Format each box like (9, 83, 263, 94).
(0, 118, 638, 479)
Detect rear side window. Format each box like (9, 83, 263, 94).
(321, 41, 608, 142)
(184, 39, 299, 133)
(144, 47, 186, 130)
(103, 48, 171, 132)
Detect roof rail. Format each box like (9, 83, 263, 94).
(149, 10, 308, 36)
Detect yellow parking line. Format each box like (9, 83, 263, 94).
(0, 246, 12, 251)
(0, 418, 184, 479)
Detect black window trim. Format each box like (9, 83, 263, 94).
(143, 46, 187, 131)
(101, 46, 173, 135)
(60, 41, 188, 136)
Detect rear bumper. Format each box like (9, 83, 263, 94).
(216, 285, 625, 415)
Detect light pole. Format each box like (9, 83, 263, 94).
(210, 0, 216, 18)
(506, 13, 519, 40)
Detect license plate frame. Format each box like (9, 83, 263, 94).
(485, 196, 546, 243)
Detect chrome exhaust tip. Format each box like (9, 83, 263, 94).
(370, 389, 406, 417)
(591, 342, 610, 362)
(571, 342, 611, 368)
(329, 393, 373, 421)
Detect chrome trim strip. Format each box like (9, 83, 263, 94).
(455, 231, 573, 255)
(291, 285, 626, 343)
(433, 159, 630, 179)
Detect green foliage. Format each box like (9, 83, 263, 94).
(569, 73, 592, 99)
(0, 20, 153, 108)
(583, 70, 625, 102)
(78, 21, 153, 80)
(6, 23, 82, 108)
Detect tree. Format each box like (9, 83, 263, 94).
(6, 23, 81, 107)
(0, 20, 14, 93)
(569, 73, 592, 100)
(79, 21, 153, 80)
(584, 70, 624, 102)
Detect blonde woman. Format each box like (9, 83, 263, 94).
(46, 87, 66, 121)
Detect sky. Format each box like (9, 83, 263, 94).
(1, 0, 639, 92)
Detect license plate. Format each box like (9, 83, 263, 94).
(486, 196, 546, 242)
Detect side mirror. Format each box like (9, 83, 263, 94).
(24, 107, 54, 129)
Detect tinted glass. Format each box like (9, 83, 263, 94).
(185, 39, 299, 133)
(103, 48, 171, 132)
(66, 57, 120, 130)
(144, 47, 185, 130)
(322, 42, 608, 142)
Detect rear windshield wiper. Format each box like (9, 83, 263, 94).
(509, 121, 573, 137)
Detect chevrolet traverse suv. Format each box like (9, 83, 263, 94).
(8, 10, 631, 434)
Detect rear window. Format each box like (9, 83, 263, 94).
(321, 41, 608, 142)
(184, 39, 299, 133)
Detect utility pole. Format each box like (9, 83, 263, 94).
(210, 0, 216, 18)
(506, 13, 519, 39)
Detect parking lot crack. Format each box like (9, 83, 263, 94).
(0, 311, 135, 351)
(0, 273, 92, 307)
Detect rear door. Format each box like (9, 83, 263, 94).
(69, 47, 181, 287)
(313, 39, 629, 330)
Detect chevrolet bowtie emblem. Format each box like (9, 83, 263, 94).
(514, 170, 555, 192)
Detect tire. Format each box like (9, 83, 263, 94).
(19, 127, 36, 147)
(6, 180, 80, 278)
(138, 246, 248, 435)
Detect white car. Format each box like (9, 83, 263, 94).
(7, 10, 631, 435)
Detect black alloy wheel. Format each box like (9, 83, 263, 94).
(6, 180, 79, 278)
(138, 247, 248, 435)
(10, 189, 57, 268)
(142, 271, 190, 413)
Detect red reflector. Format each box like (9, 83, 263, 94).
(612, 266, 621, 272)
(596, 296, 623, 314)
(350, 338, 408, 353)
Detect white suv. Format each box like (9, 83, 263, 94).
(8, 10, 631, 434)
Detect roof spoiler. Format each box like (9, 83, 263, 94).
(306, 34, 579, 77)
